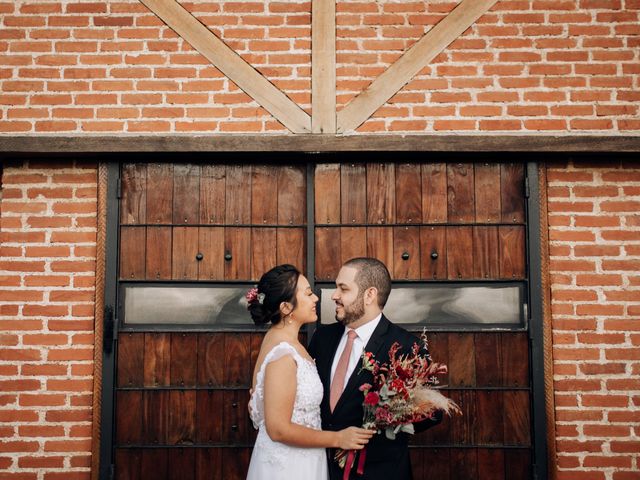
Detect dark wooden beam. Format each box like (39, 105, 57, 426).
(1, 135, 640, 153)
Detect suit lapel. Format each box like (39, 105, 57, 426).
(331, 316, 391, 416)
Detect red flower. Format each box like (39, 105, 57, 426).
(364, 392, 380, 406)
(395, 365, 411, 380)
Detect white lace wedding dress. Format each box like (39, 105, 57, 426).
(247, 342, 329, 480)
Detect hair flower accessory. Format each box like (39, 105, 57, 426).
(245, 287, 265, 307)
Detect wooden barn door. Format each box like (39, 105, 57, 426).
(114, 163, 306, 479)
(111, 159, 532, 479)
(314, 162, 532, 479)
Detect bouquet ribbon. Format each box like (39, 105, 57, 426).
(342, 447, 367, 480)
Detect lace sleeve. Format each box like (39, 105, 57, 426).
(249, 342, 301, 429)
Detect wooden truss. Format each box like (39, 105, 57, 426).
(140, 0, 499, 134)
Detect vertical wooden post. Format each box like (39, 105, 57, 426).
(312, 0, 336, 133)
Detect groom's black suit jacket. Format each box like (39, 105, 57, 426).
(308, 315, 443, 480)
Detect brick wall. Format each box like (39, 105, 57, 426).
(0, 0, 638, 134)
(548, 160, 640, 480)
(0, 161, 98, 480)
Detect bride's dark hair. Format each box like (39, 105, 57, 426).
(248, 264, 300, 326)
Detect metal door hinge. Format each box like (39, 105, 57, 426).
(525, 177, 530, 198)
(116, 179, 122, 199)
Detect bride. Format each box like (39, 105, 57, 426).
(246, 264, 373, 480)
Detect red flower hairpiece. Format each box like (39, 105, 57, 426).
(245, 287, 265, 307)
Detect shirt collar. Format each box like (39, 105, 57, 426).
(345, 313, 382, 346)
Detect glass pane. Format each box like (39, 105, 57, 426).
(320, 284, 523, 327)
(123, 285, 252, 325)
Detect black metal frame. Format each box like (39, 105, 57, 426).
(526, 162, 548, 480)
(99, 158, 548, 480)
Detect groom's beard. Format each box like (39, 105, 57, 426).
(335, 293, 365, 325)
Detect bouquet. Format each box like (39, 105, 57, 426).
(335, 330, 460, 478)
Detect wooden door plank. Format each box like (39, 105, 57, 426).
(312, 0, 336, 133)
(476, 390, 504, 444)
(115, 449, 142, 480)
(251, 228, 277, 280)
(502, 333, 529, 387)
(121, 163, 146, 225)
(422, 448, 450, 480)
(170, 333, 197, 387)
(140, 0, 311, 133)
(393, 226, 420, 280)
(505, 449, 532, 480)
(474, 333, 502, 387)
(277, 228, 305, 271)
(499, 225, 526, 279)
(446, 226, 473, 280)
(448, 333, 475, 387)
(146, 163, 173, 224)
(225, 165, 252, 225)
(117, 332, 144, 387)
(223, 447, 251, 480)
(222, 391, 251, 444)
(425, 332, 449, 386)
(501, 163, 526, 224)
(473, 226, 499, 280)
(146, 226, 172, 280)
(340, 226, 366, 265)
(142, 449, 168, 480)
(251, 165, 277, 225)
(197, 333, 225, 387)
(314, 164, 341, 224)
(366, 163, 395, 225)
(116, 391, 143, 445)
(120, 226, 146, 280)
(315, 227, 341, 280)
(447, 163, 475, 223)
(475, 162, 501, 223)
(196, 390, 224, 443)
(366, 227, 394, 273)
(224, 228, 251, 280)
(142, 391, 169, 444)
(396, 163, 422, 223)
(477, 449, 505, 480)
(168, 391, 197, 446)
(172, 227, 199, 280)
(143, 333, 171, 387)
(198, 227, 224, 281)
(200, 165, 225, 225)
(341, 163, 366, 224)
(173, 164, 200, 224)
(336, 0, 499, 132)
(503, 391, 531, 445)
(197, 448, 222, 480)
(278, 166, 306, 225)
(449, 448, 478, 479)
(196, 448, 222, 480)
(224, 333, 251, 387)
(410, 448, 424, 480)
(420, 226, 447, 280)
(167, 448, 195, 480)
(422, 163, 447, 223)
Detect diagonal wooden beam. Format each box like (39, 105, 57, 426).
(312, 0, 336, 133)
(336, 0, 499, 133)
(140, 0, 311, 133)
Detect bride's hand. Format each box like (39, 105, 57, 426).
(335, 427, 375, 450)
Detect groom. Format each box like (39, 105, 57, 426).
(308, 257, 443, 480)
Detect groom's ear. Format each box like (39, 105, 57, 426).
(364, 287, 378, 306)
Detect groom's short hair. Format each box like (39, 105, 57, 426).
(343, 257, 392, 308)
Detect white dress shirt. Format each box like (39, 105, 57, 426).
(330, 313, 382, 391)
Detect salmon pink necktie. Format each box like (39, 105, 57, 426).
(330, 329, 358, 412)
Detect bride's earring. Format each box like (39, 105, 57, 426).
(287, 313, 294, 324)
